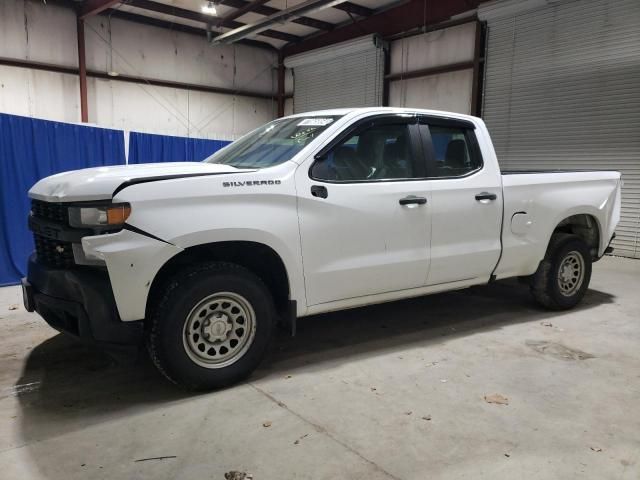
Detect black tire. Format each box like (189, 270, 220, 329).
(147, 262, 275, 390)
(530, 233, 592, 310)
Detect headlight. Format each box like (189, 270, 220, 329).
(68, 203, 131, 228)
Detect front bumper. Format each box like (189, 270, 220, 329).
(23, 254, 143, 348)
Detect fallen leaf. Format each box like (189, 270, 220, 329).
(370, 387, 377, 392)
(8, 305, 18, 310)
(404, 411, 413, 416)
(504, 453, 511, 458)
(262, 421, 272, 428)
(421, 415, 432, 421)
(590, 446, 603, 452)
(541, 321, 553, 327)
(285, 375, 292, 379)
(225, 472, 253, 480)
(484, 394, 509, 405)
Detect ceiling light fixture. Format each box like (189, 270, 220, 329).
(201, 1, 217, 16)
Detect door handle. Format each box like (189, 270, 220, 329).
(475, 192, 497, 201)
(311, 185, 328, 199)
(399, 195, 427, 206)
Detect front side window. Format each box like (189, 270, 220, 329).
(311, 123, 415, 181)
(204, 116, 342, 169)
(428, 125, 481, 177)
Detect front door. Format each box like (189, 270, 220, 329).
(296, 115, 432, 306)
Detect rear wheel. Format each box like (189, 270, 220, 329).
(147, 262, 275, 390)
(530, 233, 592, 310)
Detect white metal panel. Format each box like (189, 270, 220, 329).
(481, 0, 640, 258)
(89, 78, 273, 141)
(0, 66, 80, 123)
(389, 69, 473, 114)
(84, 15, 276, 95)
(0, 0, 277, 139)
(0, 0, 77, 67)
(388, 22, 476, 114)
(389, 22, 476, 74)
(286, 36, 384, 113)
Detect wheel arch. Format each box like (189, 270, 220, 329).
(549, 213, 601, 260)
(145, 241, 291, 322)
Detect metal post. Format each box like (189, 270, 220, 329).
(277, 51, 285, 117)
(77, 17, 89, 123)
(470, 20, 482, 117)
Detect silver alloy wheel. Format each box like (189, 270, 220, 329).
(557, 251, 585, 296)
(182, 292, 256, 368)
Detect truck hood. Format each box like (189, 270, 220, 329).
(29, 162, 251, 202)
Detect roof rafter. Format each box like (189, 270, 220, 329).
(79, 0, 121, 18)
(215, 0, 272, 25)
(333, 2, 374, 17)
(126, 0, 301, 43)
(219, 0, 335, 31)
(284, 0, 480, 56)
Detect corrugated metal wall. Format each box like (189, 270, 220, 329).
(285, 36, 384, 113)
(481, 0, 640, 258)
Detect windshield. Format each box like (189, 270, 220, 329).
(204, 115, 342, 169)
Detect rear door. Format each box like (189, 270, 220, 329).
(418, 116, 503, 285)
(296, 114, 432, 306)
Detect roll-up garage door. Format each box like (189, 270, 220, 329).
(480, 0, 640, 258)
(285, 35, 384, 114)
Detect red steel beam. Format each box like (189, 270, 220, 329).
(283, 0, 481, 56)
(385, 60, 475, 82)
(79, 0, 121, 19)
(0, 56, 275, 100)
(76, 17, 89, 122)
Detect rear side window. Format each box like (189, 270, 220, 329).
(311, 123, 416, 182)
(428, 126, 481, 177)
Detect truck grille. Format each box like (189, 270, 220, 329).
(30, 200, 75, 268)
(33, 234, 75, 268)
(31, 200, 70, 225)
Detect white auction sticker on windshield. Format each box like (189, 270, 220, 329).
(297, 118, 334, 126)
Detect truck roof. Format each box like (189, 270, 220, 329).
(285, 106, 479, 122)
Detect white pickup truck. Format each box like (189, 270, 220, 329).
(23, 107, 621, 389)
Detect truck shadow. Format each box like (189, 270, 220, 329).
(12, 280, 614, 446)
(259, 279, 615, 377)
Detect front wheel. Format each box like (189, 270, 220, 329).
(147, 262, 275, 390)
(530, 233, 592, 310)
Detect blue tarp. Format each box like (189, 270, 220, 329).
(0, 113, 126, 286)
(0, 115, 234, 286)
(128, 131, 230, 164)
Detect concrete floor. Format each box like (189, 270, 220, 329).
(0, 257, 638, 480)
